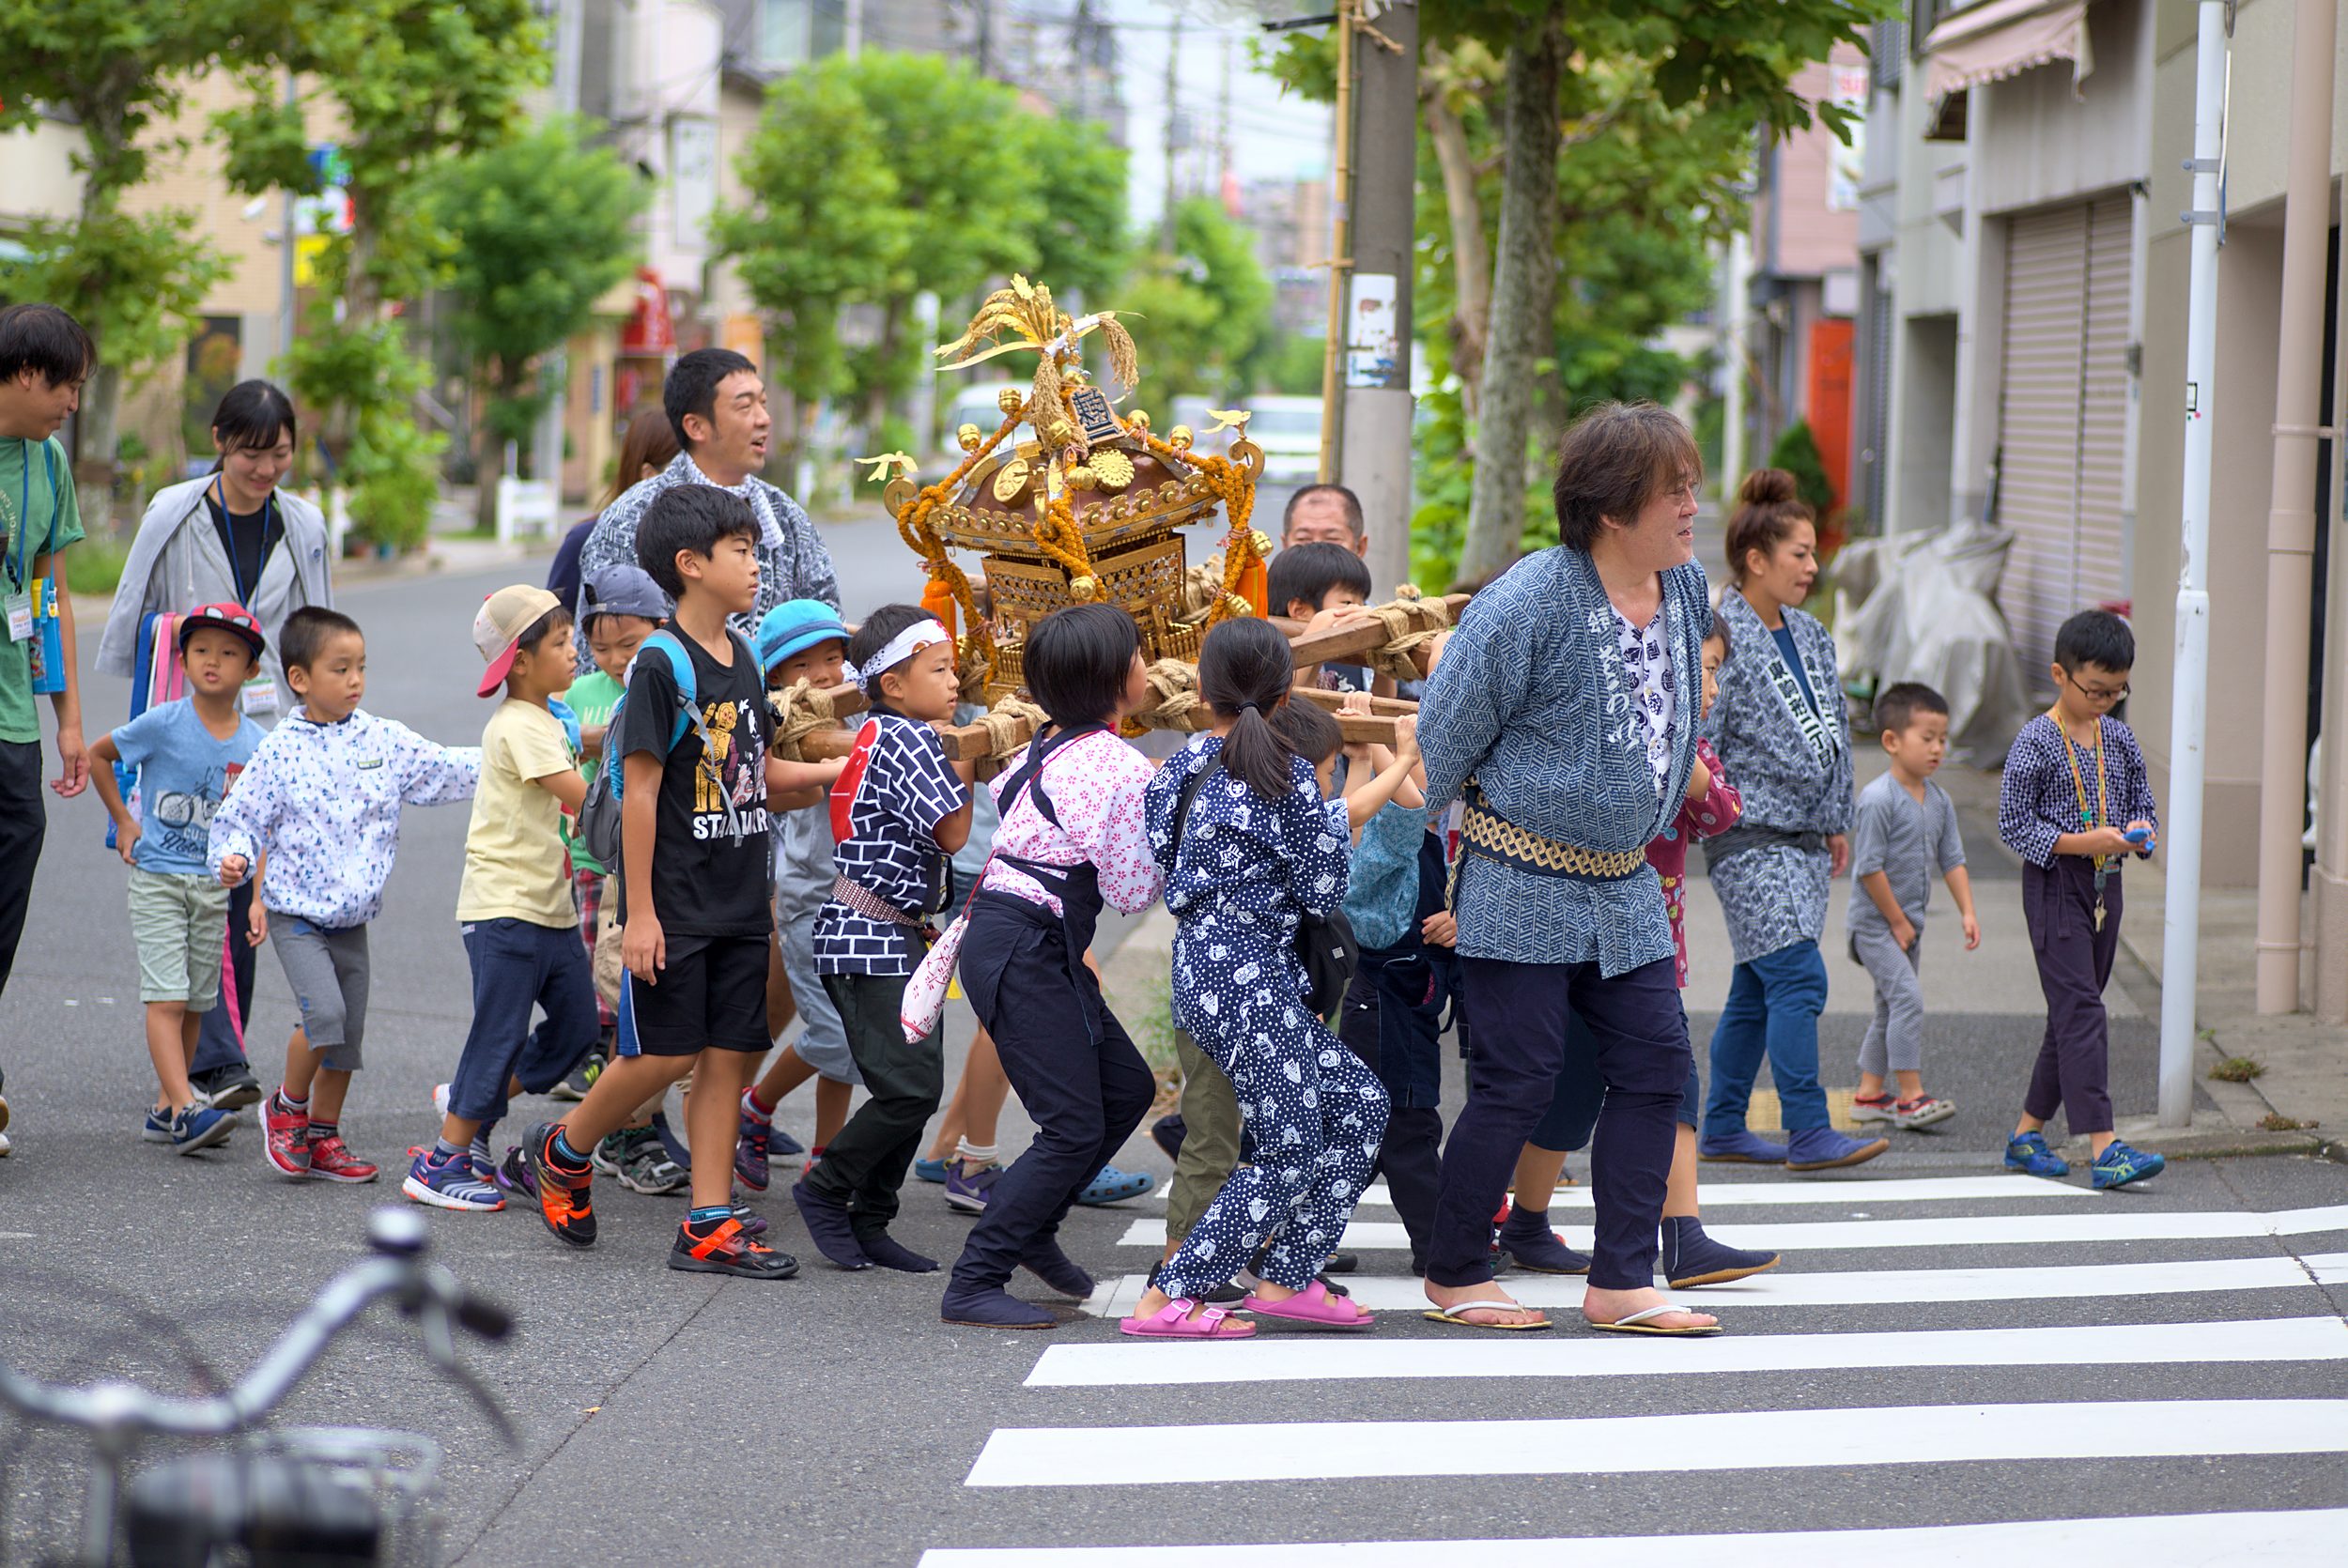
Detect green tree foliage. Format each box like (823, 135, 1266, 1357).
(715, 51, 1129, 456)
(0, 1, 271, 525)
(1119, 198, 1274, 408)
(419, 119, 649, 528)
(218, 0, 545, 548)
(1767, 418, 1837, 519)
(1266, 0, 1887, 587)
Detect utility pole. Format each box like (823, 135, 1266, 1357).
(1161, 39, 1182, 253)
(1315, 0, 1358, 485)
(2253, 0, 2336, 1013)
(1071, 0, 1089, 122)
(1337, 0, 1416, 593)
(976, 0, 994, 79)
(2160, 0, 2232, 1126)
(278, 69, 298, 370)
(1218, 35, 1233, 206)
(532, 0, 584, 507)
(845, 0, 863, 58)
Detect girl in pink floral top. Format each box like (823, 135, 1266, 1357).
(1650, 735, 1742, 987)
(941, 606, 1164, 1330)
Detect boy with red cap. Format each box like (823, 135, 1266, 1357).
(88, 602, 268, 1154)
(403, 586, 601, 1210)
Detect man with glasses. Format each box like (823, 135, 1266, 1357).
(1995, 609, 2165, 1190)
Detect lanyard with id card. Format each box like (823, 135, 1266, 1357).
(5, 438, 64, 693)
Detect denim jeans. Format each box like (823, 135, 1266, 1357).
(1703, 938, 1831, 1135)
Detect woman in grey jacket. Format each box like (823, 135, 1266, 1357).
(96, 380, 332, 1106)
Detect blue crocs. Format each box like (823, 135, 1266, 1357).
(2091, 1139, 2165, 1191)
(1699, 1128, 1789, 1164)
(1074, 1162, 1154, 1207)
(914, 1156, 951, 1184)
(2004, 1131, 2070, 1177)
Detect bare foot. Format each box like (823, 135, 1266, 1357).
(1424, 1278, 1547, 1329)
(1582, 1284, 1717, 1332)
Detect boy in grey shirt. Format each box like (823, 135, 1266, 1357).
(1847, 683, 1978, 1130)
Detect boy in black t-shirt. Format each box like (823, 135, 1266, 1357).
(522, 486, 796, 1278)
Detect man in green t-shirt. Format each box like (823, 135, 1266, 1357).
(0, 304, 96, 1155)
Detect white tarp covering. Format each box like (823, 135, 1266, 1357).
(1835, 521, 2038, 766)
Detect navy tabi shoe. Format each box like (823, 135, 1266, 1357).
(790, 1180, 873, 1270)
(1661, 1215, 1781, 1288)
(1496, 1206, 1593, 1275)
(941, 1286, 1058, 1330)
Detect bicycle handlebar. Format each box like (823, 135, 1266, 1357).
(0, 1208, 514, 1444)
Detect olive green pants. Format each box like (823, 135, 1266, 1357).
(1165, 1031, 1244, 1247)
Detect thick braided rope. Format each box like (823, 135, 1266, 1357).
(1461, 795, 1646, 879)
(1137, 658, 1202, 730)
(766, 677, 838, 761)
(1363, 595, 1454, 683)
(977, 693, 1051, 760)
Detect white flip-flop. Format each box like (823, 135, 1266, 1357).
(1421, 1298, 1552, 1331)
(1588, 1302, 1723, 1336)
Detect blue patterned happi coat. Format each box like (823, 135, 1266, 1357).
(1416, 546, 1709, 977)
(1703, 591, 1855, 965)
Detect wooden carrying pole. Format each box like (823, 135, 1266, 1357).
(786, 594, 1464, 765)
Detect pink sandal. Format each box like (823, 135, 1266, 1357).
(1119, 1299, 1258, 1339)
(1244, 1279, 1375, 1330)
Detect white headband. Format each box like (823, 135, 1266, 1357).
(850, 619, 950, 694)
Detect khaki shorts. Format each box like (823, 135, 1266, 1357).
(128, 869, 229, 1007)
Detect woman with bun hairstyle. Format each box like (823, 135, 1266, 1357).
(1698, 469, 1882, 1172)
(97, 379, 332, 1108)
(1121, 617, 1388, 1339)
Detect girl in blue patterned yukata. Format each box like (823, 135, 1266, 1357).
(1121, 618, 1391, 1340)
(1698, 469, 1886, 1173)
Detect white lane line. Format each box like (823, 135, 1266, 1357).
(1026, 1315, 2348, 1388)
(1116, 1204, 2348, 1253)
(1156, 1175, 2094, 1207)
(964, 1399, 2348, 1487)
(1083, 1253, 2348, 1318)
(919, 1509, 2348, 1566)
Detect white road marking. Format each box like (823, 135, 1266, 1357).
(919, 1509, 2348, 1566)
(1082, 1252, 2348, 1317)
(1116, 1204, 2348, 1253)
(1157, 1174, 2094, 1207)
(964, 1399, 2348, 1487)
(1026, 1314, 2348, 1387)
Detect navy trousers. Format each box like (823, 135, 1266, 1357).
(950, 896, 1156, 1294)
(1431, 955, 1689, 1291)
(446, 918, 600, 1123)
(190, 879, 258, 1075)
(2020, 856, 2122, 1135)
(1337, 948, 1446, 1268)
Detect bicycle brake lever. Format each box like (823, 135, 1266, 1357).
(415, 1295, 517, 1447)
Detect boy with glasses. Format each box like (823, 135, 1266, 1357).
(1996, 609, 2162, 1189)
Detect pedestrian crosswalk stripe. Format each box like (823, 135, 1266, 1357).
(1024, 1314, 2348, 1388)
(963, 1399, 2348, 1487)
(1166, 1174, 2095, 1207)
(1083, 1252, 2348, 1317)
(1115, 1203, 2348, 1253)
(918, 1508, 2348, 1566)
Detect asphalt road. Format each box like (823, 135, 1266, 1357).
(2, 526, 2343, 1565)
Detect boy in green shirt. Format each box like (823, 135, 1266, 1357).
(0, 303, 96, 1160)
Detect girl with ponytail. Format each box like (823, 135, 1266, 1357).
(1122, 618, 1390, 1339)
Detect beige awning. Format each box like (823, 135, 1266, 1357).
(1922, 0, 2095, 140)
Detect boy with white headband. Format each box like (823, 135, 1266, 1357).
(795, 602, 975, 1272)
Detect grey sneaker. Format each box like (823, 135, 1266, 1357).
(596, 1126, 688, 1195)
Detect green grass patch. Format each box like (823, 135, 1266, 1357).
(63, 532, 134, 598)
(2208, 1055, 2266, 1083)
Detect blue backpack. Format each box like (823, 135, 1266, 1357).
(575, 628, 750, 867)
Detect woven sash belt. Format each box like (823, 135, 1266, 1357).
(1449, 783, 1645, 907)
(830, 875, 935, 939)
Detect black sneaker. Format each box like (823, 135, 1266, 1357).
(191, 1064, 263, 1113)
(548, 1051, 605, 1103)
(669, 1218, 798, 1278)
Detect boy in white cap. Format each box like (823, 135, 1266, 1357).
(403, 586, 600, 1210)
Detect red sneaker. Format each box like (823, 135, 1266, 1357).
(304, 1133, 379, 1184)
(262, 1093, 311, 1177)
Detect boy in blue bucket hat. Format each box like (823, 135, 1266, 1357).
(736, 599, 859, 1193)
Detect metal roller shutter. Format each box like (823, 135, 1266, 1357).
(1995, 194, 2135, 676)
